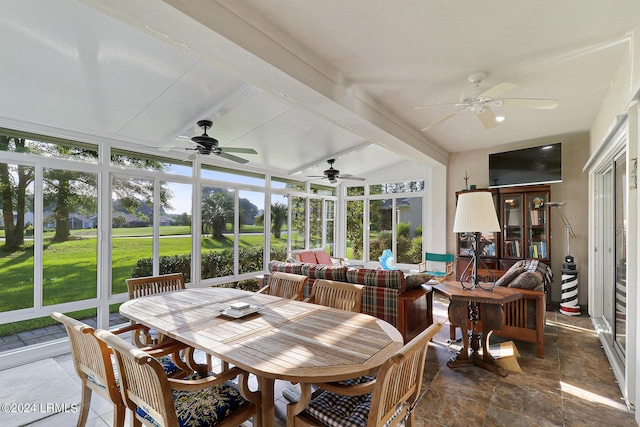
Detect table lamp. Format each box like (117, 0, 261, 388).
(453, 191, 501, 290)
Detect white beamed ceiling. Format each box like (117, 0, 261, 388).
(1, 0, 639, 181)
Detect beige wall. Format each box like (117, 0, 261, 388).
(447, 132, 590, 305)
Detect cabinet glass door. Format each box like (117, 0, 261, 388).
(526, 193, 549, 260)
(502, 194, 523, 258)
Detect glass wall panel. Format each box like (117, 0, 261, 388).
(325, 200, 335, 254)
(160, 181, 192, 280)
(272, 177, 305, 191)
(111, 176, 154, 295)
(369, 198, 391, 262)
(291, 196, 306, 250)
(310, 198, 322, 248)
(310, 183, 335, 196)
(396, 196, 422, 263)
(0, 162, 35, 313)
(201, 165, 265, 186)
(42, 168, 98, 305)
(111, 148, 190, 176)
(201, 186, 235, 279)
(270, 194, 289, 261)
(238, 190, 265, 274)
(346, 200, 364, 260)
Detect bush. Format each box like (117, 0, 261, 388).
(130, 245, 288, 282)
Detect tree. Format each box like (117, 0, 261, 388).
(0, 136, 34, 250)
(44, 168, 97, 242)
(239, 198, 258, 225)
(270, 202, 287, 239)
(255, 202, 288, 239)
(202, 190, 234, 239)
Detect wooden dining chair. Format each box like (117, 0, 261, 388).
(50, 312, 191, 427)
(95, 328, 260, 427)
(125, 273, 187, 347)
(125, 272, 210, 373)
(257, 271, 307, 300)
(286, 322, 443, 427)
(304, 279, 364, 313)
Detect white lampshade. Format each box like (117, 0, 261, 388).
(453, 191, 500, 233)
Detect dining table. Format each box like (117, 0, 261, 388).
(119, 286, 404, 427)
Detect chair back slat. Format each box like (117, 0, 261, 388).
(97, 329, 179, 426)
(126, 273, 186, 300)
(266, 271, 307, 300)
(368, 322, 442, 426)
(306, 279, 364, 312)
(51, 312, 124, 427)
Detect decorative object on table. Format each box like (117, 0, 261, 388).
(547, 201, 579, 315)
(220, 302, 261, 318)
(453, 191, 501, 290)
(379, 249, 398, 270)
(464, 170, 470, 190)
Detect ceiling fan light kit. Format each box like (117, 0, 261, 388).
(416, 71, 559, 131)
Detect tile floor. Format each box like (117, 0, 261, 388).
(3, 295, 637, 426)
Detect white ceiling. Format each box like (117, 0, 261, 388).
(1, 0, 639, 182)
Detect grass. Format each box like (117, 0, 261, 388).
(0, 225, 288, 336)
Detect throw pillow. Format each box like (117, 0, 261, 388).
(405, 273, 434, 289)
(495, 266, 526, 287)
(508, 271, 544, 290)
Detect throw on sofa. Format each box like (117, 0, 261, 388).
(266, 261, 434, 342)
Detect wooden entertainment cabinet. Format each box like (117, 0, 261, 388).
(455, 185, 551, 280)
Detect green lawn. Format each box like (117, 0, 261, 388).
(0, 226, 288, 336)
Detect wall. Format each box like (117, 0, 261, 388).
(447, 132, 590, 305)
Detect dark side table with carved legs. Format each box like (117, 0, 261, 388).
(434, 281, 522, 377)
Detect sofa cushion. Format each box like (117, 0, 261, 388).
(508, 271, 544, 290)
(300, 264, 348, 298)
(496, 266, 526, 287)
(405, 273, 434, 290)
(345, 269, 405, 293)
(298, 251, 318, 264)
(268, 260, 308, 275)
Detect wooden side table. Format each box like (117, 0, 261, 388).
(433, 281, 522, 376)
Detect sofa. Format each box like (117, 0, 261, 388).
(266, 261, 434, 343)
(452, 259, 552, 358)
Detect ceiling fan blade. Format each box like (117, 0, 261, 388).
(218, 152, 249, 164)
(476, 108, 499, 129)
(160, 136, 195, 151)
(479, 82, 518, 99)
(421, 111, 460, 131)
(500, 98, 559, 109)
(220, 147, 258, 154)
(414, 102, 458, 110)
(337, 174, 365, 181)
(184, 151, 199, 161)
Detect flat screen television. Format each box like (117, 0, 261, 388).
(489, 143, 562, 188)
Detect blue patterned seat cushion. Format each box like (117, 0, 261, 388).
(137, 374, 249, 427)
(88, 355, 181, 390)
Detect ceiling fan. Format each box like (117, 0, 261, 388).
(160, 119, 257, 164)
(306, 159, 366, 184)
(415, 72, 559, 131)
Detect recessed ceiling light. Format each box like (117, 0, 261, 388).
(496, 116, 505, 122)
